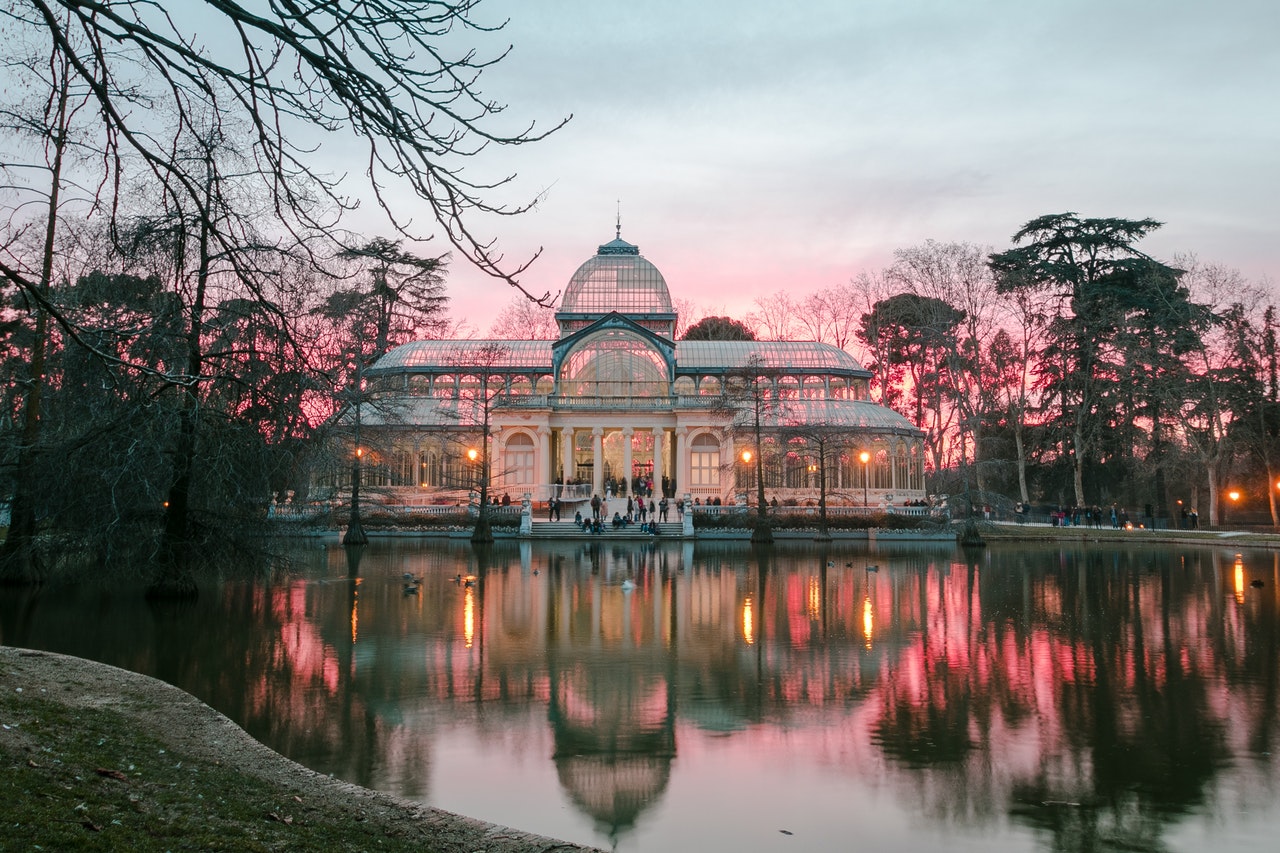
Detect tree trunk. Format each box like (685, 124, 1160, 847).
(1072, 424, 1086, 508)
(0, 69, 70, 584)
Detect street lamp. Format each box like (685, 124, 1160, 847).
(1227, 489, 1240, 526)
(343, 445, 368, 546)
(859, 450, 871, 507)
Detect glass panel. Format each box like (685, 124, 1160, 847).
(559, 329, 668, 399)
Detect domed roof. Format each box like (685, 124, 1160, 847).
(559, 231, 674, 316)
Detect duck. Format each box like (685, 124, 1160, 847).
(464, 578, 476, 588)
(621, 579, 636, 592)
(1250, 579, 1265, 588)
(866, 565, 879, 573)
(402, 583, 419, 595)
(532, 569, 540, 576)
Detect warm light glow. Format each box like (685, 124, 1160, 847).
(741, 449, 752, 464)
(862, 594, 873, 648)
(467, 447, 479, 463)
(858, 450, 871, 465)
(350, 577, 361, 645)
(742, 596, 755, 645)
(1234, 555, 1245, 604)
(356, 447, 363, 458)
(464, 587, 475, 648)
(807, 577, 821, 620)
(1229, 490, 1241, 502)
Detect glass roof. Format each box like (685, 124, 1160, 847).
(774, 399, 920, 432)
(676, 341, 867, 373)
(373, 338, 871, 376)
(558, 234, 674, 315)
(372, 340, 553, 372)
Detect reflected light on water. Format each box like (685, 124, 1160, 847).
(862, 593, 873, 649)
(6, 540, 1280, 853)
(350, 577, 361, 645)
(464, 586, 475, 648)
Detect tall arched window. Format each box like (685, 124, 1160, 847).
(690, 433, 721, 486)
(505, 433, 536, 486)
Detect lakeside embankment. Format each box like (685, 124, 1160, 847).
(0, 647, 602, 853)
(977, 520, 1280, 550)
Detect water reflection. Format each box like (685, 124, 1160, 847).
(2, 540, 1278, 852)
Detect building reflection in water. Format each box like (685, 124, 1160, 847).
(2, 538, 1278, 851)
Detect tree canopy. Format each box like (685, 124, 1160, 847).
(682, 315, 756, 341)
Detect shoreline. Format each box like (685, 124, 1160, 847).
(0, 646, 603, 852)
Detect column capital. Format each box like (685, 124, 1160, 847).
(592, 426, 604, 437)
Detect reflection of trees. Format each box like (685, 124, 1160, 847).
(1, 540, 1277, 849)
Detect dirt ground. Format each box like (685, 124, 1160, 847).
(0, 646, 601, 852)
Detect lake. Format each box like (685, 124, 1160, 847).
(1, 538, 1276, 852)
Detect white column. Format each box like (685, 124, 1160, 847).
(537, 427, 550, 491)
(622, 427, 634, 494)
(723, 431, 734, 497)
(675, 428, 688, 497)
(592, 427, 604, 497)
(560, 428, 573, 485)
(491, 428, 504, 490)
(651, 427, 664, 496)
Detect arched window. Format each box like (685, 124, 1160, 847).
(894, 440, 909, 491)
(829, 377, 848, 400)
(408, 375, 430, 394)
(505, 433, 536, 485)
(873, 444, 891, 490)
(509, 375, 532, 396)
(699, 376, 721, 396)
(433, 375, 456, 398)
(802, 377, 825, 399)
(778, 376, 800, 400)
(674, 376, 696, 396)
(690, 433, 721, 486)
(559, 329, 668, 399)
(535, 374, 554, 395)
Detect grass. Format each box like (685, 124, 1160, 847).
(0, 692, 432, 851)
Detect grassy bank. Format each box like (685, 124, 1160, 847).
(0, 648, 599, 853)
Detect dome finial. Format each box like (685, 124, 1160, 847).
(615, 199, 622, 240)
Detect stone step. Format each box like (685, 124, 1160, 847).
(529, 521, 684, 538)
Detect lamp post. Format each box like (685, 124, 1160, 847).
(343, 445, 368, 546)
(468, 445, 493, 543)
(1227, 489, 1240, 527)
(859, 450, 870, 508)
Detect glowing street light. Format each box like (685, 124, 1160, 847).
(859, 450, 871, 507)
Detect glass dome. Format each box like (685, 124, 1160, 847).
(559, 233, 674, 316)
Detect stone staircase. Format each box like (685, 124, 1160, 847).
(528, 520, 685, 539)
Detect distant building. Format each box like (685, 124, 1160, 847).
(331, 231, 925, 507)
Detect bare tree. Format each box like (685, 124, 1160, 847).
(488, 295, 558, 339)
(0, 1, 566, 304)
(746, 292, 797, 341)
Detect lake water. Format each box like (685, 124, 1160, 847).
(2, 538, 1277, 852)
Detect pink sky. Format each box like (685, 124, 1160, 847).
(347, 0, 1278, 334)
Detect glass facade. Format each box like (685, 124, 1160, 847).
(342, 230, 928, 506)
